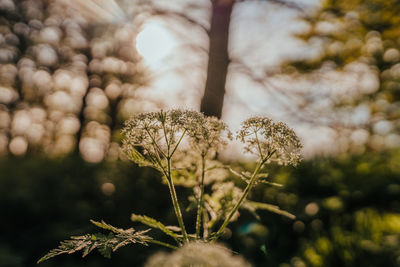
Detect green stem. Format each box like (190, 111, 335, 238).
(211, 150, 275, 243)
(211, 160, 264, 242)
(145, 128, 167, 159)
(170, 129, 187, 157)
(143, 147, 165, 173)
(162, 121, 170, 148)
(166, 157, 189, 244)
(254, 130, 264, 159)
(152, 159, 186, 246)
(144, 239, 178, 249)
(195, 154, 206, 239)
(202, 209, 209, 240)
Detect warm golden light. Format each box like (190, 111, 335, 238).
(135, 22, 176, 69)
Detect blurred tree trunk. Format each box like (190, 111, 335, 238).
(200, 0, 233, 118)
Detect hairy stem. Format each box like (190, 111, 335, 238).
(195, 154, 206, 239)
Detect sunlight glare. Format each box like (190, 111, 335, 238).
(135, 22, 176, 69)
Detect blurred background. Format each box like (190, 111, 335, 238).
(0, 0, 399, 266)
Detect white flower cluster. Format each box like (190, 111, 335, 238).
(237, 117, 302, 166)
(122, 110, 302, 167)
(122, 110, 202, 159)
(144, 242, 251, 267)
(191, 116, 232, 157)
(122, 110, 231, 164)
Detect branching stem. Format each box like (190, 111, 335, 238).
(145, 128, 166, 159)
(254, 130, 264, 159)
(170, 129, 187, 157)
(212, 150, 275, 242)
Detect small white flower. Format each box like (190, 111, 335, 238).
(238, 116, 302, 166)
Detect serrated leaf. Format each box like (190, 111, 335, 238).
(37, 234, 97, 263)
(131, 214, 180, 241)
(90, 220, 121, 233)
(246, 201, 296, 220)
(37, 220, 152, 264)
(98, 243, 112, 259)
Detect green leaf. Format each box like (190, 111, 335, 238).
(227, 168, 280, 187)
(256, 173, 269, 178)
(37, 234, 104, 263)
(260, 244, 267, 255)
(90, 220, 122, 234)
(246, 201, 296, 220)
(37, 220, 151, 264)
(131, 214, 180, 241)
(257, 179, 283, 187)
(208, 231, 225, 242)
(165, 225, 182, 232)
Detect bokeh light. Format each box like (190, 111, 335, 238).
(136, 21, 177, 69)
(9, 136, 28, 156)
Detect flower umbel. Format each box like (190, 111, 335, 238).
(122, 109, 204, 163)
(188, 116, 232, 158)
(237, 117, 302, 166)
(144, 241, 251, 267)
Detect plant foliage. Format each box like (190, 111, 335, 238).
(37, 220, 151, 263)
(39, 110, 302, 263)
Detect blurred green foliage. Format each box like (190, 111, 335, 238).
(282, 0, 400, 146)
(231, 149, 400, 267)
(0, 156, 176, 267)
(1, 150, 399, 266)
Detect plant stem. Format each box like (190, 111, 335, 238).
(144, 239, 178, 249)
(195, 155, 206, 239)
(166, 156, 189, 244)
(211, 160, 264, 242)
(254, 130, 264, 159)
(203, 209, 209, 239)
(144, 128, 166, 158)
(170, 129, 186, 157)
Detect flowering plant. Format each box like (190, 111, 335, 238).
(38, 109, 302, 263)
